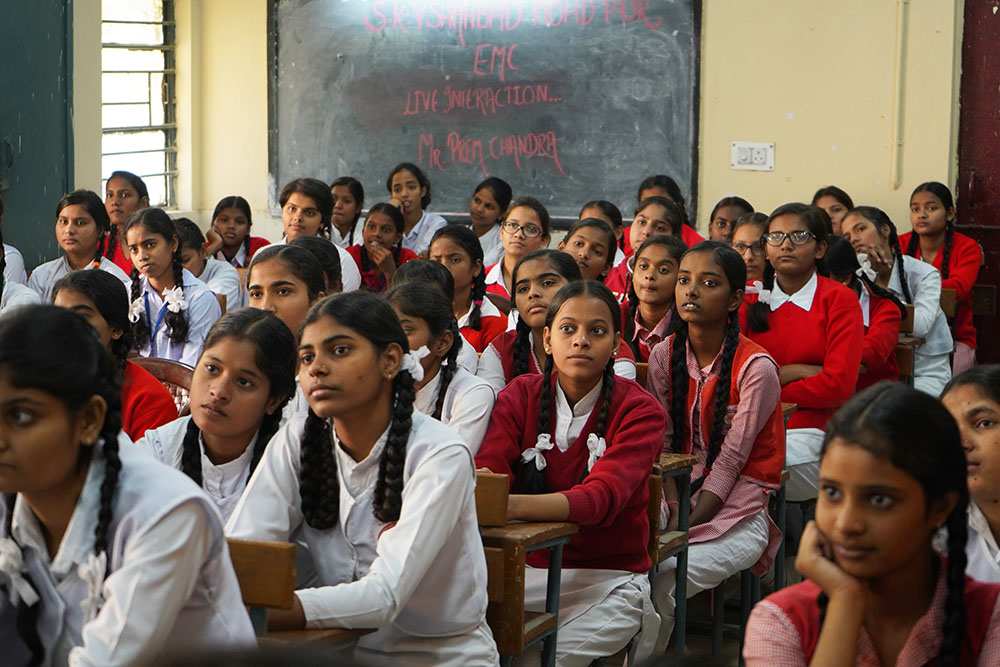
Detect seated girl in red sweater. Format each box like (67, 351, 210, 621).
(347, 203, 417, 293)
(623, 234, 687, 362)
(557, 217, 618, 282)
(744, 382, 1000, 665)
(635, 174, 705, 248)
(605, 197, 685, 302)
(647, 241, 785, 652)
(743, 203, 864, 502)
(476, 280, 666, 666)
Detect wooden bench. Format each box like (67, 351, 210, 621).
(972, 283, 996, 317)
(941, 288, 957, 318)
(131, 356, 194, 416)
(900, 302, 915, 335)
(636, 361, 649, 388)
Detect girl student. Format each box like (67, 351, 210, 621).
(104, 170, 150, 274)
(386, 161, 448, 255)
(811, 184, 854, 237)
(468, 176, 512, 266)
(29, 189, 131, 303)
(347, 202, 418, 293)
(636, 174, 704, 248)
(0, 305, 255, 665)
(0, 195, 27, 285)
(604, 196, 685, 302)
(478, 249, 637, 394)
(901, 181, 983, 375)
(646, 241, 785, 652)
(428, 224, 507, 353)
(744, 203, 864, 502)
(942, 365, 1000, 584)
(706, 195, 754, 242)
(744, 382, 1000, 666)
(225, 291, 499, 665)
(52, 270, 177, 443)
(385, 282, 495, 454)
(825, 237, 904, 391)
(210, 195, 270, 267)
(579, 199, 627, 267)
(623, 234, 688, 363)
(329, 176, 365, 248)
(137, 309, 296, 521)
(475, 280, 666, 665)
(731, 212, 770, 284)
(557, 217, 618, 283)
(175, 218, 246, 311)
(290, 235, 343, 294)
(841, 205, 954, 395)
(483, 196, 552, 299)
(124, 208, 222, 366)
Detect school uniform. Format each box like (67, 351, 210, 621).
(743, 562, 1000, 665)
(27, 256, 132, 303)
(0, 282, 41, 315)
(121, 360, 178, 443)
(626, 305, 674, 363)
(217, 235, 271, 268)
(476, 374, 665, 665)
(604, 261, 630, 303)
(612, 245, 626, 267)
(133, 268, 222, 367)
(109, 241, 134, 275)
(346, 244, 418, 293)
(855, 285, 901, 391)
(457, 295, 507, 353)
(647, 333, 785, 652)
(402, 211, 448, 255)
(742, 272, 864, 501)
(4, 244, 26, 284)
(483, 260, 509, 299)
(197, 257, 246, 310)
(888, 255, 953, 396)
(622, 225, 703, 256)
(415, 367, 495, 455)
(477, 329, 637, 395)
(965, 501, 1000, 584)
(0, 444, 255, 666)
(475, 224, 503, 266)
(226, 412, 499, 666)
(270, 237, 362, 293)
(330, 226, 358, 249)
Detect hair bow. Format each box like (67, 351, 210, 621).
(0, 538, 39, 606)
(752, 280, 771, 306)
(128, 297, 145, 324)
(399, 346, 429, 383)
(855, 253, 876, 282)
(77, 550, 107, 625)
(586, 433, 607, 472)
(161, 286, 188, 313)
(521, 433, 555, 471)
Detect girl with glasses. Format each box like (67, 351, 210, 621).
(730, 212, 769, 284)
(483, 196, 551, 299)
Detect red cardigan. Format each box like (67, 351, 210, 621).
(459, 314, 507, 353)
(899, 230, 981, 349)
(122, 361, 178, 442)
(742, 276, 864, 431)
(857, 287, 901, 391)
(476, 374, 665, 572)
(110, 241, 134, 275)
(623, 224, 704, 256)
(489, 329, 636, 384)
(346, 244, 417, 293)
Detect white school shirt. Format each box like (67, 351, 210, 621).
(612, 245, 626, 267)
(27, 256, 131, 303)
(414, 367, 495, 455)
(456, 291, 504, 330)
(134, 268, 222, 367)
(197, 257, 246, 310)
(0, 445, 255, 666)
(137, 415, 260, 523)
(331, 224, 361, 249)
(483, 259, 507, 297)
(965, 501, 1000, 584)
(475, 225, 503, 266)
(0, 282, 41, 314)
(4, 244, 26, 284)
(402, 210, 448, 255)
(888, 255, 953, 393)
(216, 242, 249, 268)
(226, 412, 498, 665)
(457, 339, 479, 374)
(271, 237, 362, 292)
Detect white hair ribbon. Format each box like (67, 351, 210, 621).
(400, 345, 429, 383)
(586, 433, 607, 472)
(77, 550, 107, 625)
(128, 298, 145, 324)
(752, 280, 772, 306)
(0, 538, 39, 606)
(521, 433, 555, 471)
(855, 253, 876, 282)
(161, 286, 188, 313)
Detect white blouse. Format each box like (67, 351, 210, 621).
(134, 268, 222, 367)
(1, 282, 41, 314)
(402, 211, 448, 255)
(4, 244, 26, 284)
(965, 501, 1000, 584)
(27, 256, 131, 303)
(475, 225, 503, 267)
(414, 367, 495, 455)
(270, 237, 362, 293)
(197, 257, 246, 311)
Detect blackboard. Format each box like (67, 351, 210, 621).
(268, 0, 700, 220)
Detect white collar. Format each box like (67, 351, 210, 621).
(768, 270, 818, 312)
(199, 431, 257, 486)
(457, 293, 503, 327)
(484, 259, 505, 286)
(859, 284, 871, 327)
(554, 378, 603, 420)
(415, 368, 442, 414)
(969, 501, 1000, 555)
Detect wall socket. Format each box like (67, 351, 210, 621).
(731, 141, 774, 171)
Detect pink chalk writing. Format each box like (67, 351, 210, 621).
(415, 131, 564, 176)
(403, 83, 560, 117)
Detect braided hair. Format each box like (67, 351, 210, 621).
(429, 224, 487, 330)
(56, 190, 112, 264)
(391, 258, 455, 296)
(124, 208, 189, 345)
(104, 171, 149, 262)
(297, 292, 416, 529)
(625, 234, 688, 357)
(179, 309, 296, 485)
(210, 196, 253, 264)
(329, 177, 365, 246)
(52, 270, 135, 375)
(510, 250, 582, 379)
(821, 382, 969, 666)
(906, 182, 956, 280)
(637, 174, 694, 230)
(826, 236, 907, 318)
(279, 178, 335, 239)
(385, 281, 463, 420)
(840, 206, 913, 304)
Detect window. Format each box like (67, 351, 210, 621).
(101, 0, 176, 207)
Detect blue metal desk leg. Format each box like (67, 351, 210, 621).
(541, 543, 565, 667)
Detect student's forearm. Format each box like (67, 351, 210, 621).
(507, 493, 570, 522)
(689, 490, 723, 526)
(809, 590, 864, 667)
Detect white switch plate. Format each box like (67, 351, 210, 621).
(731, 141, 774, 171)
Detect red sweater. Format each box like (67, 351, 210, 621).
(857, 287, 901, 391)
(110, 241, 134, 275)
(899, 230, 982, 349)
(476, 374, 665, 572)
(122, 361, 178, 442)
(604, 261, 630, 303)
(459, 314, 507, 353)
(489, 329, 636, 384)
(623, 224, 704, 256)
(346, 244, 417, 293)
(742, 276, 864, 431)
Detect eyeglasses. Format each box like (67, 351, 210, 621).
(502, 221, 543, 238)
(763, 230, 815, 247)
(732, 242, 764, 257)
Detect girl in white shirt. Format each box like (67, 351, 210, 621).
(385, 281, 495, 455)
(387, 162, 448, 255)
(468, 177, 511, 266)
(329, 176, 365, 249)
(0, 305, 254, 666)
(226, 292, 499, 665)
(125, 209, 222, 367)
(175, 217, 246, 311)
(138, 308, 297, 521)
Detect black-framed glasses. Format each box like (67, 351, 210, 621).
(763, 230, 815, 247)
(732, 242, 764, 257)
(502, 221, 543, 238)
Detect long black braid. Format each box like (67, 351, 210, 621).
(429, 224, 488, 331)
(124, 209, 189, 346)
(299, 408, 340, 529)
(826, 236, 907, 319)
(691, 312, 741, 493)
(0, 224, 7, 306)
(517, 355, 555, 495)
(432, 321, 461, 420)
(512, 316, 534, 378)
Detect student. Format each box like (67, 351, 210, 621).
(558, 217, 617, 282)
(0, 305, 255, 665)
(468, 176, 512, 266)
(579, 200, 626, 267)
(125, 208, 222, 366)
(104, 170, 150, 274)
(706, 196, 753, 242)
(842, 205, 953, 395)
(624, 235, 687, 362)
(386, 162, 448, 255)
(52, 270, 177, 443)
(225, 292, 499, 664)
(385, 282, 495, 454)
(329, 176, 365, 248)
(175, 218, 246, 311)
(289, 235, 343, 294)
(428, 224, 506, 353)
(942, 366, 1000, 584)
(900, 181, 983, 375)
(730, 212, 769, 284)
(347, 202, 417, 293)
(825, 237, 903, 390)
(0, 195, 27, 285)
(811, 185, 854, 237)
(484, 196, 551, 299)
(636, 174, 704, 248)
(210, 195, 270, 267)
(605, 196, 684, 302)
(647, 241, 785, 651)
(744, 382, 1000, 665)
(744, 203, 864, 502)
(138, 309, 296, 521)
(476, 280, 665, 665)
(0, 202, 38, 313)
